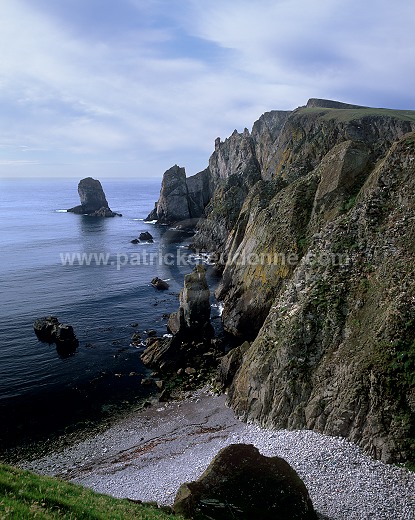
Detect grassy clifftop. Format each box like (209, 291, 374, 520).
(299, 106, 415, 123)
(0, 463, 181, 520)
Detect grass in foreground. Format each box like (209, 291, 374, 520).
(0, 463, 182, 519)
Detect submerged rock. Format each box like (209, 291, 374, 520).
(67, 177, 121, 217)
(173, 443, 317, 520)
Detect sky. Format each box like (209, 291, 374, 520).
(1, 0, 414, 180)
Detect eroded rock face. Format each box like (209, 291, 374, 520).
(173, 444, 317, 520)
(228, 133, 415, 463)
(67, 177, 120, 217)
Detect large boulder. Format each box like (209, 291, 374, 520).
(67, 177, 120, 217)
(173, 444, 317, 520)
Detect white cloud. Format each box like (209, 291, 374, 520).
(0, 0, 414, 178)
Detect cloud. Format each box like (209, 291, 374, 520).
(0, 0, 414, 178)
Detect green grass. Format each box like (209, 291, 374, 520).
(299, 106, 415, 123)
(0, 463, 182, 519)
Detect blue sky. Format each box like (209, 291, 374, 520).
(1, 0, 414, 179)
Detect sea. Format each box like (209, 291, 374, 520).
(0, 177, 223, 456)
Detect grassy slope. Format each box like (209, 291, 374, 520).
(0, 463, 182, 520)
(299, 106, 415, 123)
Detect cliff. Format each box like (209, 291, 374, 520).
(146, 165, 212, 224)
(151, 99, 415, 463)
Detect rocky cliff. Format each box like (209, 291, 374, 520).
(146, 165, 212, 224)
(151, 99, 415, 463)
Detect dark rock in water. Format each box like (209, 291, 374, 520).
(54, 323, 77, 347)
(131, 238, 140, 244)
(67, 177, 121, 217)
(33, 316, 60, 343)
(151, 277, 169, 290)
(33, 316, 78, 351)
(139, 231, 154, 242)
(167, 264, 213, 338)
(173, 444, 317, 520)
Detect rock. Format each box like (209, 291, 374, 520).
(149, 101, 415, 463)
(158, 389, 171, 402)
(67, 177, 121, 217)
(218, 341, 250, 390)
(131, 238, 140, 244)
(151, 277, 169, 290)
(33, 316, 78, 350)
(167, 265, 212, 337)
(130, 332, 142, 347)
(54, 324, 78, 348)
(139, 231, 154, 242)
(173, 444, 317, 520)
(148, 165, 190, 224)
(33, 316, 60, 343)
(147, 329, 157, 337)
(155, 380, 164, 389)
(146, 165, 213, 224)
(184, 367, 196, 375)
(141, 378, 152, 386)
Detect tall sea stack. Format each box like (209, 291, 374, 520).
(67, 177, 121, 217)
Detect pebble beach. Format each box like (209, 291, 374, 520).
(19, 390, 415, 520)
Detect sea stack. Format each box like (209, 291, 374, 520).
(67, 177, 121, 217)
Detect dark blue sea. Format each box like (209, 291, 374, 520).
(0, 177, 222, 453)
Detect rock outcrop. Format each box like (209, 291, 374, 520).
(173, 443, 317, 520)
(167, 265, 212, 337)
(150, 277, 169, 290)
(146, 166, 212, 224)
(142, 265, 214, 374)
(33, 316, 78, 352)
(67, 177, 121, 217)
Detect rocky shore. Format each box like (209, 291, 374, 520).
(19, 389, 415, 520)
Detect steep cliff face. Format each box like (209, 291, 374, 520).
(228, 132, 415, 463)
(150, 99, 415, 462)
(146, 165, 213, 224)
(192, 129, 262, 253)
